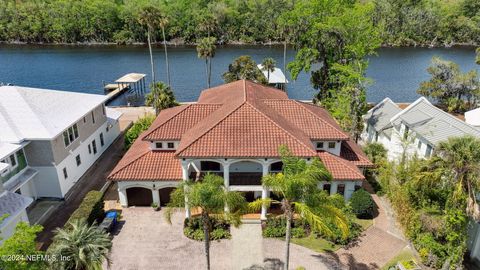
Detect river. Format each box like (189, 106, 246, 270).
(0, 45, 478, 106)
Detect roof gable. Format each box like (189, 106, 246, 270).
(364, 98, 401, 131)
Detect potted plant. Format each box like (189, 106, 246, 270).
(151, 202, 160, 211)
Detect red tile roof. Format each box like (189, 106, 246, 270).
(108, 80, 372, 181)
(318, 151, 365, 180)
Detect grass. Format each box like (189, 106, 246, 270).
(291, 234, 341, 253)
(381, 247, 416, 270)
(289, 217, 373, 253)
(355, 217, 374, 230)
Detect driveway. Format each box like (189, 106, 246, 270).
(107, 208, 332, 270)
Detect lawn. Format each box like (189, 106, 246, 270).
(291, 234, 340, 253)
(381, 247, 416, 270)
(290, 218, 373, 253)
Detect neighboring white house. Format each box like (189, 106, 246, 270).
(0, 86, 122, 240)
(363, 96, 480, 265)
(362, 97, 480, 160)
(465, 108, 480, 127)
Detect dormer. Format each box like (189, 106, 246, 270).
(150, 141, 179, 151)
(313, 140, 341, 156)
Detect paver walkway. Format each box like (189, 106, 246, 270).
(331, 194, 407, 269)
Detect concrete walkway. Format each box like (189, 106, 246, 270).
(331, 194, 408, 269)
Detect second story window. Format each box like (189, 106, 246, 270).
(76, 155, 81, 166)
(9, 154, 16, 167)
(167, 142, 174, 149)
(426, 144, 433, 157)
(63, 124, 79, 147)
(63, 167, 68, 179)
(328, 142, 336, 149)
(92, 140, 97, 154)
(403, 125, 410, 140)
(91, 111, 95, 124)
(316, 142, 324, 149)
(100, 133, 105, 147)
(88, 144, 92, 154)
(155, 142, 163, 149)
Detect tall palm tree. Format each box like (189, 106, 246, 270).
(429, 136, 480, 220)
(165, 174, 246, 270)
(261, 57, 276, 83)
(48, 219, 112, 270)
(145, 81, 178, 115)
(159, 15, 171, 87)
(137, 6, 162, 84)
(197, 37, 217, 88)
(250, 146, 349, 270)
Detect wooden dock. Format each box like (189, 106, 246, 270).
(103, 73, 147, 104)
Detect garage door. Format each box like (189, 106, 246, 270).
(159, 187, 175, 206)
(126, 187, 153, 206)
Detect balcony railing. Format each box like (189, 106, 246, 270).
(229, 173, 262, 186)
(1, 151, 27, 184)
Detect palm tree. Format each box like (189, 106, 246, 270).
(165, 174, 246, 270)
(197, 37, 217, 88)
(145, 81, 178, 115)
(222, 55, 267, 84)
(159, 15, 171, 87)
(48, 219, 112, 270)
(261, 57, 276, 83)
(429, 136, 480, 220)
(250, 146, 349, 270)
(137, 6, 162, 84)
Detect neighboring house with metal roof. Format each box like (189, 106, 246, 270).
(362, 97, 480, 160)
(465, 108, 480, 127)
(108, 80, 372, 220)
(0, 86, 122, 240)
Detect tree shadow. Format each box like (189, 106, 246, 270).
(243, 258, 284, 270)
(312, 251, 379, 270)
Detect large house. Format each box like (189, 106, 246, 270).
(362, 97, 480, 160)
(109, 80, 372, 219)
(0, 86, 121, 239)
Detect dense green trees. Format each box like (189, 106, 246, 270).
(1, 0, 479, 46)
(417, 57, 480, 112)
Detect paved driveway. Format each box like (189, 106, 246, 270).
(107, 208, 331, 270)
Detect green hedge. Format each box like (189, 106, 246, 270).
(67, 190, 104, 226)
(124, 114, 155, 149)
(350, 189, 375, 219)
(183, 217, 231, 241)
(262, 216, 308, 238)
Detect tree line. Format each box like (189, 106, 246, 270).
(0, 0, 479, 46)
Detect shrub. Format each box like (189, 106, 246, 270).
(124, 114, 155, 149)
(183, 217, 231, 241)
(262, 216, 308, 238)
(349, 189, 375, 219)
(67, 190, 104, 226)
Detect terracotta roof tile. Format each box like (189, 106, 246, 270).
(108, 149, 182, 181)
(143, 104, 221, 140)
(318, 151, 365, 180)
(263, 100, 350, 140)
(176, 102, 317, 158)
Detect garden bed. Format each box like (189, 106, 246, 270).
(183, 217, 231, 241)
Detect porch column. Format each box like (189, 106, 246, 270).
(261, 162, 269, 220)
(182, 161, 191, 218)
(223, 162, 230, 213)
(330, 182, 338, 196)
(152, 188, 160, 206)
(119, 188, 128, 207)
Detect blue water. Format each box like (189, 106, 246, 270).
(0, 45, 478, 105)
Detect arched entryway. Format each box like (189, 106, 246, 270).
(126, 187, 153, 206)
(158, 187, 176, 206)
